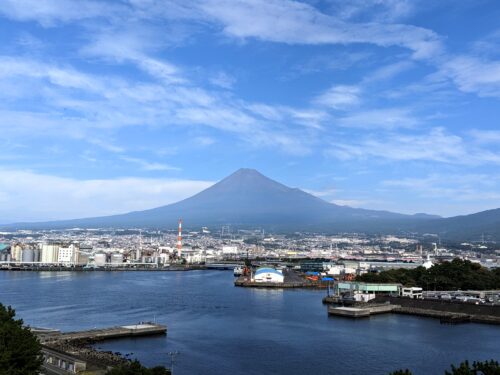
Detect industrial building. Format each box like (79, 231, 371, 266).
(41, 242, 61, 264)
(334, 281, 401, 302)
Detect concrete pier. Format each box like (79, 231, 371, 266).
(34, 323, 168, 375)
(328, 303, 399, 318)
(38, 323, 167, 343)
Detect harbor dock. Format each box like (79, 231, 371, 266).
(234, 269, 329, 289)
(38, 323, 167, 343)
(328, 303, 399, 318)
(325, 295, 500, 324)
(33, 323, 168, 375)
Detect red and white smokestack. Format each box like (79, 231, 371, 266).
(177, 219, 182, 257)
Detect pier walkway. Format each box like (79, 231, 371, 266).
(37, 323, 167, 343)
(33, 323, 168, 375)
(328, 303, 399, 318)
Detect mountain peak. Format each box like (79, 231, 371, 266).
(214, 168, 289, 193)
(228, 168, 265, 178)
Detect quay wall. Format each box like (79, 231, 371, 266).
(0, 265, 206, 272)
(374, 296, 500, 317)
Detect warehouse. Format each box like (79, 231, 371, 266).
(254, 267, 284, 283)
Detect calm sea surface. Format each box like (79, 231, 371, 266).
(0, 270, 498, 375)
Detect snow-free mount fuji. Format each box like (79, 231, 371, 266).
(3, 168, 500, 241)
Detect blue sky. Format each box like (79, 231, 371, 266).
(1, 0, 500, 223)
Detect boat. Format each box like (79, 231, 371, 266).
(234, 266, 244, 277)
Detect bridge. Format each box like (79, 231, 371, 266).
(205, 262, 242, 270)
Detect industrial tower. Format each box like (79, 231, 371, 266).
(177, 219, 182, 258)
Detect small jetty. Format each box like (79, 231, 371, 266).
(33, 323, 168, 375)
(42, 323, 167, 342)
(328, 303, 399, 318)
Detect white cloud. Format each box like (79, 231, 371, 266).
(363, 60, 415, 83)
(81, 30, 186, 84)
(0, 169, 213, 222)
(327, 0, 416, 22)
(382, 174, 500, 202)
(199, 0, 442, 59)
(0, 55, 316, 154)
(0, 56, 105, 92)
(470, 129, 500, 144)
(303, 188, 337, 197)
(327, 127, 500, 165)
(337, 108, 417, 129)
(331, 199, 367, 207)
(209, 71, 236, 89)
(440, 55, 500, 98)
(0, 0, 123, 26)
(120, 156, 180, 171)
(314, 85, 361, 109)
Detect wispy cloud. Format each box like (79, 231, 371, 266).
(337, 108, 417, 129)
(362, 60, 415, 83)
(470, 129, 500, 144)
(199, 0, 442, 59)
(382, 173, 500, 202)
(120, 156, 180, 172)
(0, 168, 213, 222)
(0, 54, 317, 154)
(314, 85, 361, 109)
(0, 0, 499, 220)
(0, 0, 124, 26)
(327, 0, 416, 22)
(209, 71, 236, 89)
(327, 127, 500, 165)
(440, 55, 500, 98)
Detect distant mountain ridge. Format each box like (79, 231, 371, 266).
(2, 168, 499, 241)
(414, 208, 500, 241)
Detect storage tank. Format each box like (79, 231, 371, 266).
(22, 249, 35, 263)
(33, 249, 40, 262)
(111, 253, 123, 264)
(0, 253, 5, 261)
(94, 253, 107, 267)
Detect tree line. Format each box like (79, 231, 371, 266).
(357, 258, 500, 290)
(390, 360, 500, 375)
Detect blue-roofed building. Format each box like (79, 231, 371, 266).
(254, 267, 284, 283)
(0, 243, 10, 252)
